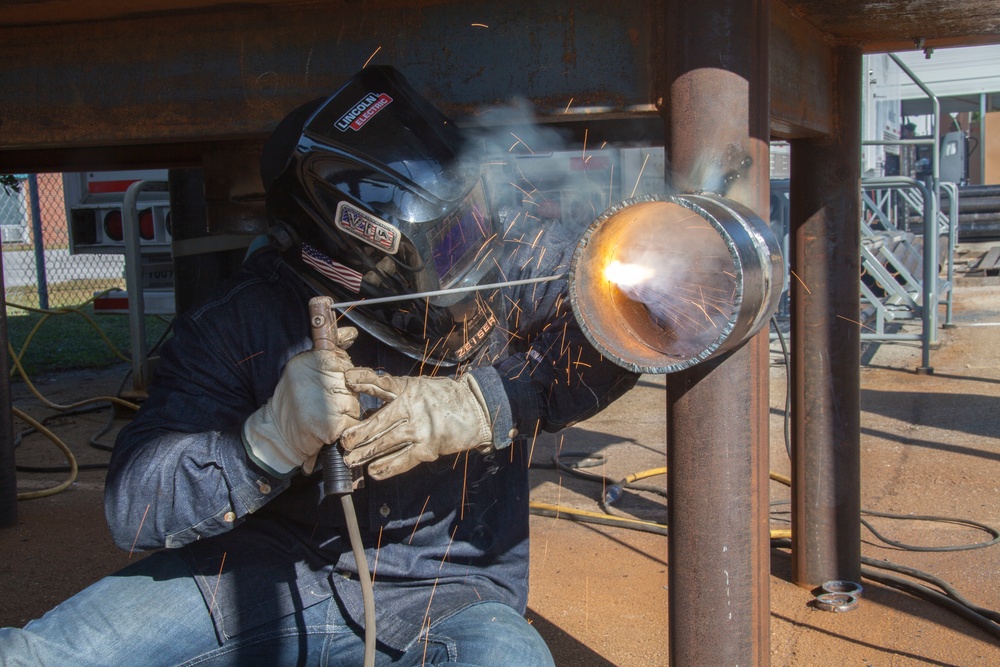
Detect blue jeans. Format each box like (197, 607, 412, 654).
(0, 551, 554, 667)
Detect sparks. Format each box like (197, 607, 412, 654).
(630, 151, 651, 198)
(208, 552, 227, 615)
(362, 46, 382, 69)
(128, 504, 151, 559)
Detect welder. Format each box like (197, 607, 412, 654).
(0, 66, 639, 665)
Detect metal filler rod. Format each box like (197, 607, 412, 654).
(328, 273, 567, 311)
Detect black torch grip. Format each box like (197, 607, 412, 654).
(309, 296, 353, 497)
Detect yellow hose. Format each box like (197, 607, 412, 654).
(5, 294, 144, 500)
(12, 406, 78, 500)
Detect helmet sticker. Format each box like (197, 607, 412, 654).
(301, 242, 363, 293)
(455, 311, 498, 360)
(335, 93, 394, 132)
(335, 201, 401, 254)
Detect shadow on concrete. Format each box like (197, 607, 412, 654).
(528, 609, 618, 667)
(770, 546, 997, 654)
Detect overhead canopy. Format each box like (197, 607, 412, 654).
(887, 45, 1000, 116)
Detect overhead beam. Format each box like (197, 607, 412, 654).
(0, 0, 841, 173)
(0, 1, 657, 159)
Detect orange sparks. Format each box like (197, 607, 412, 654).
(409, 496, 432, 544)
(439, 525, 459, 571)
(471, 22, 489, 28)
(362, 46, 382, 69)
(235, 350, 263, 366)
(563, 98, 574, 113)
(372, 525, 384, 583)
(128, 504, 151, 559)
(630, 152, 651, 198)
(509, 132, 535, 155)
(789, 269, 812, 295)
(208, 552, 227, 615)
(460, 451, 470, 521)
(555, 476, 563, 520)
(836, 314, 877, 333)
(527, 420, 541, 468)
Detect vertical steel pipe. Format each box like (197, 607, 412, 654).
(789, 47, 863, 587)
(662, 0, 771, 663)
(27, 175, 49, 310)
(0, 250, 18, 528)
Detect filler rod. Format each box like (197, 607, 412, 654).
(330, 273, 567, 311)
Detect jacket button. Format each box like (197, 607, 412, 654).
(259, 483, 272, 494)
(223, 512, 236, 523)
(379, 504, 391, 517)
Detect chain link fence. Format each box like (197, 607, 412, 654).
(2, 173, 126, 313)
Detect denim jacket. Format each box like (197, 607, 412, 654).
(105, 222, 638, 652)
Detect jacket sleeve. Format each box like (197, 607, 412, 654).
(104, 279, 306, 552)
(469, 213, 641, 447)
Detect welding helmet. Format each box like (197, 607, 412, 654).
(262, 66, 502, 365)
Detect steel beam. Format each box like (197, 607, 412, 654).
(0, 0, 836, 172)
(789, 47, 863, 587)
(662, 0, 771, 663)
(0, 1, 658, 155)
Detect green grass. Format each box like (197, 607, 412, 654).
(5, 288, 173, 377)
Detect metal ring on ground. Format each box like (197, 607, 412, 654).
(821, 580, 864, 598)
(814, 592, 859, 612)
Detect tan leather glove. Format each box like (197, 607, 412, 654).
(340, 370, 494, 480)
(242, 328, 361, 477)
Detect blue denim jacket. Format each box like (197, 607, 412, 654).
(105, 224, 638, 652)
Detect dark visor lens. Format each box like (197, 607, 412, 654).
(428, 183, 492, 286)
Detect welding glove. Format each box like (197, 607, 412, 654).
(242, 328, 361, 477)
(340, 370, 494, 480)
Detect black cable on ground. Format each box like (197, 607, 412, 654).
(770, 538, 1000, 641)
(861, 509, 1000, 552)
(861, 568, 1000, 640)
(861, 555, 1000, 624)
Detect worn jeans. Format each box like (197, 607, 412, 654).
(0, 551, 554, 667)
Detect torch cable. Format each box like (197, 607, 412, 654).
(340, 494, 377, 667)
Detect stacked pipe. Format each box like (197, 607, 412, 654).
(948, 185, 1000, 241)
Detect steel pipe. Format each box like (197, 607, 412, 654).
(661, 0, 772, 663)
(789, 46, 863, 588)
(569, 194, 783, 374)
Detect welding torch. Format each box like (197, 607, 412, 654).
(308, 295, 376, 667)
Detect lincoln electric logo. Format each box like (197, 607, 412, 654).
(336, 93, 393, 131)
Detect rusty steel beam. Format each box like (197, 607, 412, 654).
(0, 0, 840, 173)
(768, 0, 834, 139)
(789, 47, 863, 587)
(0, 1, 658, 156)
(662, 0, 771, 664)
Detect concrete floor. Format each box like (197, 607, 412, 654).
(4, 256, 1000, 665)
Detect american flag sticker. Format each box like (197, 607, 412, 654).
(301, 243, 363, 293)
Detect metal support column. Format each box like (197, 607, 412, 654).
(789, 47, 863, 587)
(0, 250, 18, 528)
(662, 0, 771, 663)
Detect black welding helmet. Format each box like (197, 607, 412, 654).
(263, 66, 503, 365)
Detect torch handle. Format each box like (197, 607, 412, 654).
(308, 296, 353, 497)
